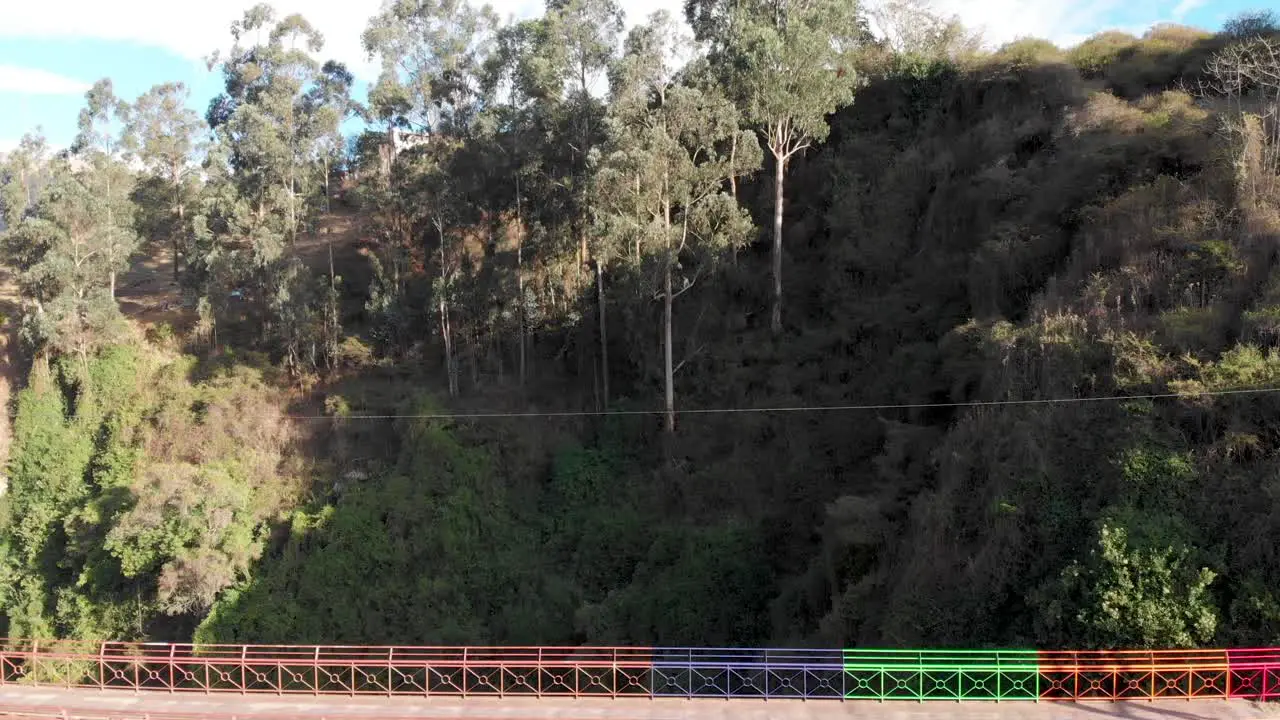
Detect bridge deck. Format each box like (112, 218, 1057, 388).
(0, 687, 1274, 720)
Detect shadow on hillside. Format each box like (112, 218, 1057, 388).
(179, 34, 1280, 649)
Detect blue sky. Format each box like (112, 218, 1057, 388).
(0, 0, 1267, 153)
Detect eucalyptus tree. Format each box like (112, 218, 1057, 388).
(3, 159, 130, 366)
(364, 0, 500, 395)
(205, 4, 340, 258)
(0, 132, 50, 229)
(479, 1, 622, 394)
(686, 0, 866, 333)
(514, 0, 623, 400)
(363, 0, 500, 135)
(305, 61, 360, 213)
(597, 11, 758, 432)
(123, 82, 207, 280)
(482, 18, 549, 387)
(198, 5, 351, 370)
(543, 0, 623, 294)
(72, 79, 140, 300)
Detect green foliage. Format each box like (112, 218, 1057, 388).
(578, 522, 774, 645)
(1054, 517, 1217, 648)
(0, 133, 53, 228)
(0, 343, 299, 640)
(362, 0, 500, 133)
(543, 446, 650, 598)
(197, 404, 571, 644)
(1070, 32, 1138, 78)
(123, 82, 206, 280)
(1156, 307, 1224, 355)
(1198, 345, 1280, 390)
(4, 146, 136, 359)
(996, 38, 1066, 68)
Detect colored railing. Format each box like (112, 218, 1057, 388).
(0, 640, 1276, 701)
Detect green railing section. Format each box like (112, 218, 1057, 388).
(842, 649, 1041, 701)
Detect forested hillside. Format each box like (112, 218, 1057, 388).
(2, 0, 1280, 650)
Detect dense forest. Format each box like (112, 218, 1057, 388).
(2, 0, 1280, 650)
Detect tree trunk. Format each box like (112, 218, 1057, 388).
(440, 294, 456, 397)
(663, 251, 674, 435)
(663, 182, 675, 435)
(634, 173, 643, 266)
(516, 177, 527, 389)
(468, 322, 479, 389)
(578, 230, 588, 292)
(107, 171, 116, 300)
(286, 179, 296, 240)
(437, 222, 457, 397)
(729, 133, 739, 265)
(517, 242, 527, 388)
(771, 150, 786, 335)
(597, 258, 609, 406)
(174, 183, 185, 282)
(494, 330, 504, 383)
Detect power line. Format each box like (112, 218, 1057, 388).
(288, 385, 1280, 421)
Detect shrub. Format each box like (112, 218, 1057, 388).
(1070, 31, 1139, 78)
(995, 37, 1066, 68)
(0, 342, 300, 640)
(1059, 516, 1217, 648)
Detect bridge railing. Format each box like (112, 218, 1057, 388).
(0, 639, 1276, 701)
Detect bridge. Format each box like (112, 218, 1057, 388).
(0, 640, 1275, 718)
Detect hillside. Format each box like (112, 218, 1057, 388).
(2, 3, 1280, 651)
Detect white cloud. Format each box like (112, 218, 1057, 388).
(0, 0, 713, 82)
(922, 0, 1198, 48)
(0, 64, 91, 95)
(0, 0, 1205, 83)
(1171, 0, 1206, 21)
(0, 0, 667, 83)
(0, 0, 384, 80)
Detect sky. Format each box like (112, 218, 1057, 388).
(0, 0, 1266, 153)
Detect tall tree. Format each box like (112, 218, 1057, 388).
(365, 0, 499, 396)
(482, 19, 548, 388)
(206, 5, 336, 256)
(687, 0, 866, 333)
(123, 82, 207, 280)
(197, 5, 351, 372)
(545, 0, 623, 402)
(363, 0, 499, 135)
(72, 79, 139, 300)
(3, 162, 129, 366)
(0, 132, 51, 230)
(597, 11, 758, 432)
(305, 61, 359, 213)
(869, 0, 981, 59)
